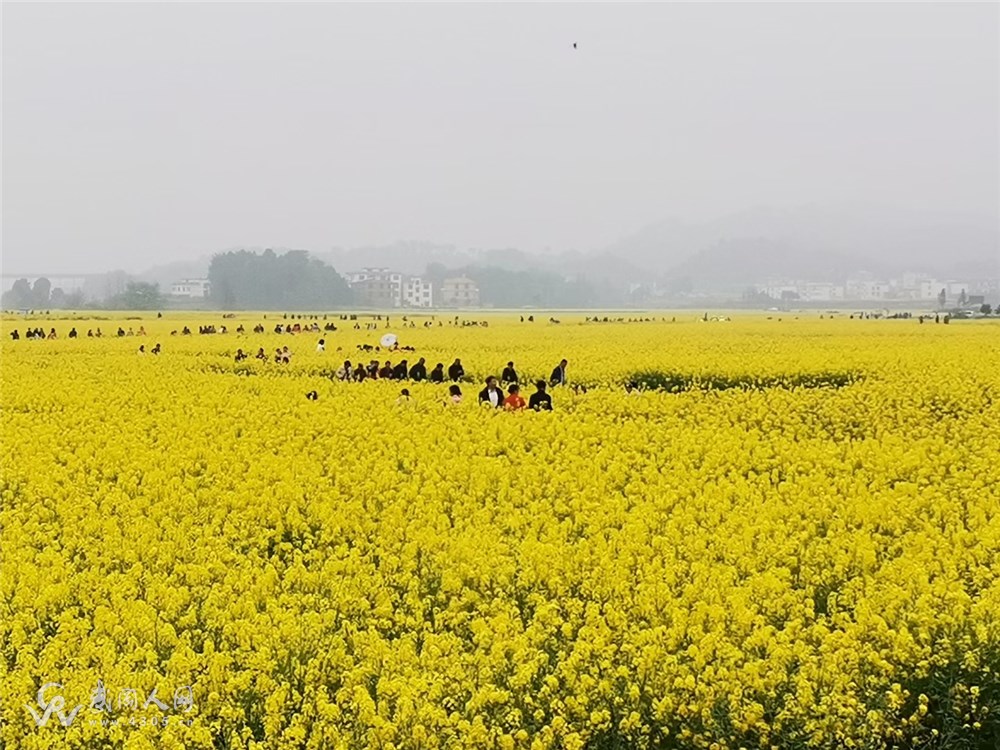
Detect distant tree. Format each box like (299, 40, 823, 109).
(1, 278, 33, 309)
(31, 277, 52, 308)
(980, 303, 993, 315)
(958, 288, 968, 306)
(106, 281, 165, 310)
(937, 288, 947, 308)
(742, 287, 773, 304)
(208, 249, 353, 310)
(424, 262, 449, 288)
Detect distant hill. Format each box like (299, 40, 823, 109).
(666, 238, 887, 291)
(607, 203, 998, 288)
(135, 257, 211, 290)
(123, 203, 997, 303)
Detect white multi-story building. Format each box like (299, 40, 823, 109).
(802, 283, 845, 301)
(846, 279, 889, 300)
(345, 268, 403, 307)
(170, 278, 211, 298)
(440, 277, 480, 306)
(762, 282, 801, 300)
(917, 280, 943, 300)
(946, 280, 971, 298)
(403, 277, 433, 308)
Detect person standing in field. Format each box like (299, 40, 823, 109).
(501, 361, 518, 385)
(448, 358, 465, 381)
(550, 359, 568, 386)
(478, 376, 504, 408)
(503, 384, 526, 410)
(336, 360, 352, 380)
(430, 363, 445, 383)
(316, 338, 326, 353)
(529, 380, 552, 411)
(448, 384, 463, 404)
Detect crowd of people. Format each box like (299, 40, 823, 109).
(387, 378, 553, 410)
(322, 355, 568, 388)
(9, 325, 150, 339)
(289, 354, 568, 410)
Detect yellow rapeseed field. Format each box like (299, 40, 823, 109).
(1, 311, 998, 750)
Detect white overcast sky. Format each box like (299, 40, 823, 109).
(2, 2, 998, 274)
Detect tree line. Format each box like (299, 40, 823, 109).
(5, 249, 609, 311)
(2, 277, 164, 311)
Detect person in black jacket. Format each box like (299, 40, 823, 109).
(392, 360, 409, 380)
(430, 363, 445, 383)
(478, 376, 504, 408)
(529, 380, 553, 411)
(409, 357, 427, 381)
(550, 359, 568, 386)
(448, 358, 465, 381)
(501, 361, 518, 385)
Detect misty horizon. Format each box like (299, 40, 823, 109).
(3, 3, 998, 276)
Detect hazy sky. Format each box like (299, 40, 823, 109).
(3, 2, 997, 274)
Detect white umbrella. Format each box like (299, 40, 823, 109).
(380, 333, 398, 348)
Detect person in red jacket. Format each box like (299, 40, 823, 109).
(503, 384, 526, 410)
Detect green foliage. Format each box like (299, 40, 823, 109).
(626, 369, 862, 392)
(1, 277, 85, 310)
(105, 281, 165, 310)
(209, 249, 354, 310)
